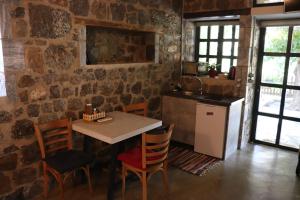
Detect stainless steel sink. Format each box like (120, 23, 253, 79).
(183, 91, 194, 96)
(202, 95, 223, 101)
(176, 90, 225, 101)
(194, 94, 224, 101)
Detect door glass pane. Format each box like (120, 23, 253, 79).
(259, 86, 282, 114)
(291, 26, 300, 53)
(287, 57, 300, 86)
(209, 58, 217, 65)
(256, 115, 278, 144)
(210, 26, 219, 39)
(209, 42, 218, 55)
(221, 58, 231, 73)
(280, 120, 300, 149)
(261, 56, 285, 84)
(199, 57, 206, 63)
(200, 26, 208, 39)
(235, 25, 239, 39)
(222, 42, 232, 56)
(233, 59, 237, 66)
(264, 26, 288, 53)
(199, 42, 207, 55)
(284, 89, 300, 118)
(224, 25, 233, 39)
(234, 42, 238, 56)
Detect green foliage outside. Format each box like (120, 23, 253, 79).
(263, 26, 300, 83)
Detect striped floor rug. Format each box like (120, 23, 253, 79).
(168, 146, 221, 176)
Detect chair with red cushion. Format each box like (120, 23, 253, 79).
(117, 124, 174, 200)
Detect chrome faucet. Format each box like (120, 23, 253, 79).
(195, 76, 203, 95)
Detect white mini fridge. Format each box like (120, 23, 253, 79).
(194, 100, 243, 160)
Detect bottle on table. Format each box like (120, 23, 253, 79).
(85, 104, 93, 115)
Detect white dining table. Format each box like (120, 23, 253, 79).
(72, 111, 162, 200)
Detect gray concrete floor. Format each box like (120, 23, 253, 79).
(43, 144, 300, 200)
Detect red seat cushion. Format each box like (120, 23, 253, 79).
(117, 147, 164, 170)
(118, 147, 144, 169)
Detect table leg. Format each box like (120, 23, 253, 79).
(107, 143, 120, 200)
(80, 135, 95, 184)
(83, 135, 94, 153)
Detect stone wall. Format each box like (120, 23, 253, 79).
(86, 27, 155, 64)
(182, 20, 195, 62)
(0, 0, 182, 199)
(235, 15, 256, 148)
(239, 18, 260, 148)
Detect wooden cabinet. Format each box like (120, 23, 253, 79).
(194, 101, 243, 159)
(162, 96, 196, 145)
(162, 94, 243, 160)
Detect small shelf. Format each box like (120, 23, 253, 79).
(85, 62, 156, 69)
(75, 17, 162, 34)
(200, 77, 235, 84)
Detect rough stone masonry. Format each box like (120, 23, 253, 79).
(0, 0, 182, 199)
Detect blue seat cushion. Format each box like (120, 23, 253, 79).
(44, 150, 94, 173)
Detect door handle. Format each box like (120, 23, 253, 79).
(206, 112, 214, 116)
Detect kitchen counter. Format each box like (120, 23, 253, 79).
(163, 91, 244, 158)
(164, 91, 244, 107)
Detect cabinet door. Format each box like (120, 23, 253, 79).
(194, 103, 227, 159)
(162, 96, 196, 145)
(225, 101, 242, 159)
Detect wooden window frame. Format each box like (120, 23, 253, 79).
(0, 38, 6, 97)
(195, 21, 239, 73)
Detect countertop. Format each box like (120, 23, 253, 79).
(164, 91, 244, 107)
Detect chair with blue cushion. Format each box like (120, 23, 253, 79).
(34, 118, 93, 199)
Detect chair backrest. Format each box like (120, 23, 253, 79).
(141, 124, 174, 169)
(34, 118, 72, 159)
(123, 102, 148, 117)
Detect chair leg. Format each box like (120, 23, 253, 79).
(82, 165, 93, 193)
(142, 172, 147, 200)
(162, 169, 169, 193)
(43, 168, 49, 198)
(53, 173, 64, 200)
(86, 166, 93, 193)
(72, 170, 76, 187)
(122, 165, 126, 200)
(162, 161, 170, 195)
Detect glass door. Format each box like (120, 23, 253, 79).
(252, 25, 300, 150)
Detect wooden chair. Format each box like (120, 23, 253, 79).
(123, 102, 148, 116)
(34, 118, 93, 199)
(117, 124, 175, 200)
(123, 102, 148, 148)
